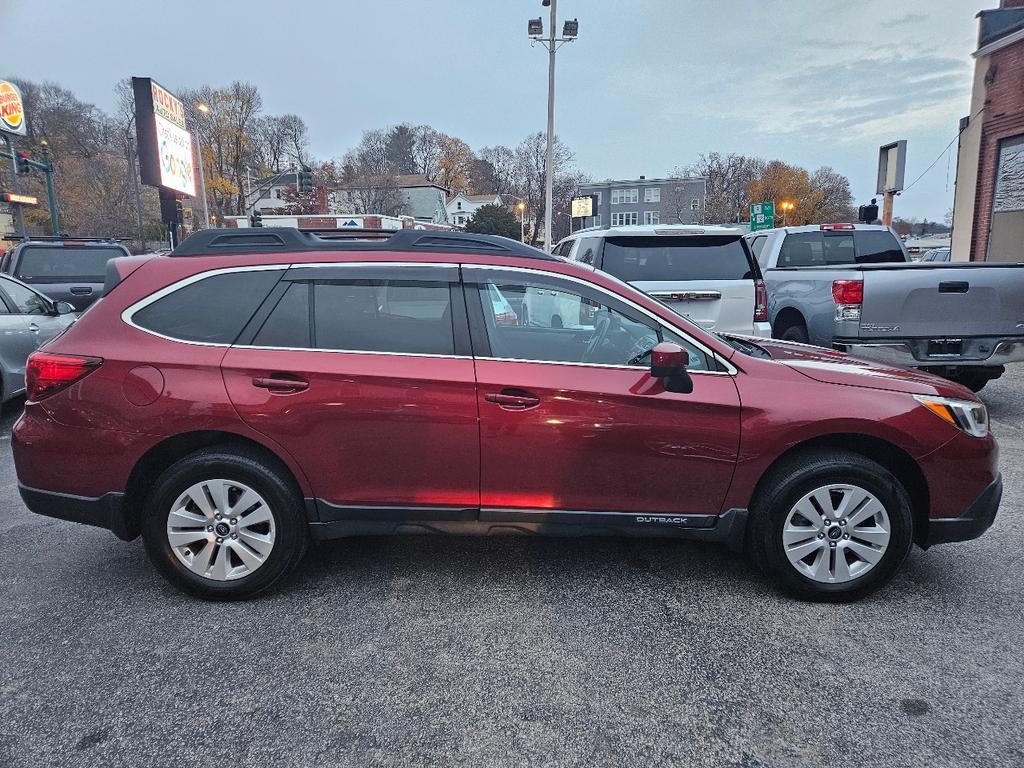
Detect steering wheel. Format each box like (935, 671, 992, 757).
(583, 311, 614, 362)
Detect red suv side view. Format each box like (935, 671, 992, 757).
(13, 228, 1002, 601)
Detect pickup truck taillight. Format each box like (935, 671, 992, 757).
(753, 279, 768, 322)
(831, 280, 863, 305)
(26, 353, 102, 402)
(831, 279, 863, 323)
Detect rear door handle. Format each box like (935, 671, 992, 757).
(252, 375, 309, 393)
(28, 323, 39, 332)
(485, 390, 540, 409)
(69, 286, 93, 295)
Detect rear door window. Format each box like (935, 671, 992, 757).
(855, 230, 905, 263)
(16, 245, 124, 283)
(573, 237, 602, 265)
(253, 282, 311, 348)
(132, 269, 282, 344)
(599, 236, 754, 281)
(313, 280, 454, 355)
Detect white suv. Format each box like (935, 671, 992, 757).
(551, 225, 770, 337)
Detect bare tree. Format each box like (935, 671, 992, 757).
(677, 153, 765, 225)
(336, 129, 405, 216)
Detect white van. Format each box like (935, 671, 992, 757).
(551, 225, 770, 337)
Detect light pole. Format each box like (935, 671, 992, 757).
(194, 102, 213, 228)
(529, 2, 578, 253)
(517, 201, 526, 242)
(780, 201, 795, 227)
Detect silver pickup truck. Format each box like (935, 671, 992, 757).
(744, 224, 1024, 391)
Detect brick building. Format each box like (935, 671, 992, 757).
(951, 0, 1024, 262)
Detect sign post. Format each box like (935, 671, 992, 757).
(132, 77, 196, 248)
(749, 201, 775, 231)
(0, 80, 29, 238)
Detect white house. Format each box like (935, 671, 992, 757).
(445, 193, 502, 227)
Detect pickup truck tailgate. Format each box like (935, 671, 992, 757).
(860, 264, 1024, 337)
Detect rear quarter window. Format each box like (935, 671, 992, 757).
(600, 236, 754, 281)
(131, 269, 282, 344)
(855, 231, 905, 263)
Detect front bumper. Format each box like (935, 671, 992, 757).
(833, 338, 1024, 367)
(18, 483, 134, 541)
(924, 474, 1002, 548)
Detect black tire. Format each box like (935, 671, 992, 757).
(747, 449, 913, 602)
(780, 323, 809, 344)
(141, 446, 309, 600)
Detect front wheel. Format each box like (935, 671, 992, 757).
(141, 447, 308, 600)
(748, 450, 913, 602)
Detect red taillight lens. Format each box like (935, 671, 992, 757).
(26, 353, 102, 401)
(831, 279, 863, 305)
(753, 279, 768, 322)
(820, 223, 855, 231)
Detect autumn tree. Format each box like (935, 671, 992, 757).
(435, 133, 475, 193)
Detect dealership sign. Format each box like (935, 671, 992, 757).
(0, 81, 27, 136)
(131, 77, 196, 197)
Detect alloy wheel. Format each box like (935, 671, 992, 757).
(782, 484, 891, 584)
(166, 479, 276, 581)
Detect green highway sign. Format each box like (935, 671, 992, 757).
(749, 201, 775, 231)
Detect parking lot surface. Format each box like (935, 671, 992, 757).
(1, 370, 1022, 768)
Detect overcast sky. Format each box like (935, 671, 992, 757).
(3, 0, 988, 220)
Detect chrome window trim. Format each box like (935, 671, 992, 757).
(461, 263, 737, 375)
(239, 344, 471, 360)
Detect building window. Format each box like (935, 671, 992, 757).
(611, 212, 638, 226)
(643, 211, 660, 225)
(611, 188, 638, 205)
(691, 199, 701, 211)
(644, 188, 660, 203)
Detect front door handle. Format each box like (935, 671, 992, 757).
(252, 375, 309, 393)
(485, 390, 540, 410)
(28, 323, 39, 332)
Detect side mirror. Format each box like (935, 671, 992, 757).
(54, 301, 76, 315)
(650, 341, 693, 394)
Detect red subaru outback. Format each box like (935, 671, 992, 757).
(13, 228, 1001, 601)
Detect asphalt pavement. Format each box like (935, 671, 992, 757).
(1, 370, 1022, 767)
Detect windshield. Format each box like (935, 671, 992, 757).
(17, 245, 122, 283)
(600, 236, 755, 282)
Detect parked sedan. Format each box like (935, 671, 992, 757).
(919, 247, 951, 262)
(0, 274, 76, 402)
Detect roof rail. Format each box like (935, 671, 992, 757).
(3, 235, 124, 243)
(170, 227, 557, 259)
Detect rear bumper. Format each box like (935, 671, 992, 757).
(924, 475, 1002, 548)
(833, 338, 1024, 367)
(18, 483, 135, 541)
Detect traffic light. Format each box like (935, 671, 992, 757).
(250, 209, 263, 228)
(297, 168, 313, 194)
(174, 199, 184, 224)
(858, 199, 879, 223)
(16, 151, 31, 175)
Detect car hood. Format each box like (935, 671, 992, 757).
(748, 337, 974, 397)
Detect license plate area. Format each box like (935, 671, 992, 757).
(927, 338, 963, 357)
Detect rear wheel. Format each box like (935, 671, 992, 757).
(941, 366, 1003, 393)
(141, 447, 308, 600)
(779, 323, 809, 344)
(748, 450, 913, 602)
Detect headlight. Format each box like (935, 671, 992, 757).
(913, 395, 989, 438)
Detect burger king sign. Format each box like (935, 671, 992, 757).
(0, 81, 27, 136)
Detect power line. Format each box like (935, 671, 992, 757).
(901, 105, 986, 194)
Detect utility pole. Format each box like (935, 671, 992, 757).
(881, 192, 895, 227)
(127, 136, 145, 246)
(528, 2, 578, 253)
(38, 142, 59, 235)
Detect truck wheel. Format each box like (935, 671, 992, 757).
(945, 367, 1002, 393)
(780, 324, 809, 344)
(748, 449, 913, 602)
(141, 446, 309, 600)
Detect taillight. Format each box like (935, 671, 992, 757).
(753, 279, 768, 322)
(831, 280, 864, 305)
(820, 223, 855, 231)
(26, 353, 102, 401)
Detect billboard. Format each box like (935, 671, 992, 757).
(571, 195, 597, 218)
(132, 77, 196, 197)
(876, 140, 907, 195)
(0, 81, 27, 136)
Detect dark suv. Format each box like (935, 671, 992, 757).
(13, 228, 1001, 601)
(1, 238, 131, 311)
